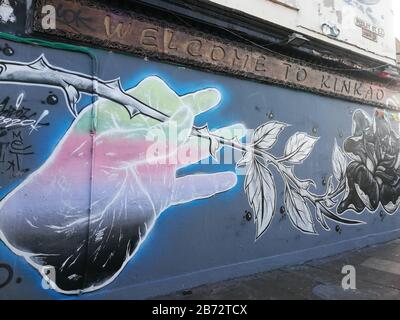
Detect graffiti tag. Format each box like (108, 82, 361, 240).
(0, 131, 33, 175)
(0, 96, 50, 131)
(0, 95, 50, 177)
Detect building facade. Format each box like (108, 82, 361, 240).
(0, 0, 399, 299)
(210, 0, 397, 65)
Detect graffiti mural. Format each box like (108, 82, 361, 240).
(338, 110, 400, 214)
(236, 121, 361, 238)
(0, 50, 399, 296)
(0, 55, 246, 294)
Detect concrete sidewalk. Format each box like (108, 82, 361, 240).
(158, 239, 400, 300)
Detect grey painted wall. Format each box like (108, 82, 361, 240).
(0, 35, 399, 299)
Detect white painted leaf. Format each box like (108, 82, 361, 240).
(323, 176, 337, 208)
(323, 198, 337, 208)
(245, 161, 276, 239)
(64, 84, 80, 117)
(316, 204, 330, 230)
(253, 121, 288, 150)
(284, 184, 316, 234)
(284, 133, 319, 164)
(332, 139, 347, 181)
(236, 151, 253, 167)
(326, 176, 335, 194)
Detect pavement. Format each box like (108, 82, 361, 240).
(158, 239, 400, 300)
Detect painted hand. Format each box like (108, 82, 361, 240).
(0, 76, 246, 294)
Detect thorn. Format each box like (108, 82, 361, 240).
(63, 84, 80, 118)
(29, 55, 51, 71)
(129, 108, 140, 119)
(197, 123, 210, 134)
(105, 78, 122, 90)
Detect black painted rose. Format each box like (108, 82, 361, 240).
(338, 110, 400, 214)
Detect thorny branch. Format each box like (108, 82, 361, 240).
(0, 56, 361, 235)
(0, 55, 170, 121)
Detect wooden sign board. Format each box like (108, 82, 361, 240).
(32, 0, 400, 110)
